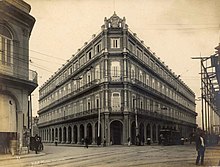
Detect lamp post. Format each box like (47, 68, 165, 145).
(133, 98, 140, 145)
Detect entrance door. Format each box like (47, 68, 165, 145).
(110, 120, 123, 145)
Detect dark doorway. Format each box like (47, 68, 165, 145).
(59, 127, 62, 143)
(110, 120, 123, 145)
(80, 124, 84, 143)
(68, 126, 72, 143)
(139, 123, 144, 145)
(73, 125, 77, 144)
(146, 124, 151, 138)
(63, 127, 66, 143)
(131, 122, 136, 145)
(87, 123, 92, 144)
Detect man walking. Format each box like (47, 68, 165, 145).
(196, 132, 206, 166)
(34, 134, 40, 154)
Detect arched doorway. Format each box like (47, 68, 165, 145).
(152, 124, 156, 142)
(110, 120, 123, 145)
(59, 127, 62, 143)
(63, 127, 67, 143)
(139, 123, 144, 145)
(131, 122, 136, 145)
(158, 125, 161, 141)
(146, 124, 151, 138)
(68, 126, 72, 143)
(52, 129, 54, 142)
(80, 124, 84, 143)
(73, 125, 77, 144)
(86, 123, 92, 144)
(55, 128, 58, 139)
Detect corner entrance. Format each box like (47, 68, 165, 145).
(110, 120, 123, 145)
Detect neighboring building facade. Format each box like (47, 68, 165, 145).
(32, 116, 39, 136)
(38, 13, 197, 145)
(0, 0, 37, 152)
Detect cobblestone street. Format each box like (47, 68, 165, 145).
(0, 143, 219, 167)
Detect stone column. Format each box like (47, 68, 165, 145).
(61, 127, 65, 143)
(51, 128, 53, 143)
(124, 84, 128, 112)
(104, 84, 109, 112)
(150, 124, 153, 143)
(144, 123, 146, 144)
(104, 113, 110, 145)
(92, 123, 96, 144)
(123, 53, 127, 82)
(84, 123, 87, 138)
(101, 114, 105, 144)
(156, 124, 158, 143)
(71, 126, 74, 144)
(66, 126, 69, 143)
(77, 125, 81, 144)
(123, 114, 129, 145)
(58, 128, 60, 143)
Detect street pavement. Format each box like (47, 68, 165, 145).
(0, 142, 219, 167)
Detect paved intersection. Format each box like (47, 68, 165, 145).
(0, 143, 219, 167)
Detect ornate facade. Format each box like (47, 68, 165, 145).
(38, 13, 197, 145)
(0, 0, 37, 151)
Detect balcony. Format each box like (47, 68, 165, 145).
(38, 108, 99, 127)
(0, 66, 38, 93)
(38, 79, 100, 113)
(136, 108, 196, 126)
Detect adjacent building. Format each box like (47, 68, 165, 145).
(38, 13, 197, 145)
(0, 0, 37, 152)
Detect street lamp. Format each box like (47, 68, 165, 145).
(133, 98, 140, 145)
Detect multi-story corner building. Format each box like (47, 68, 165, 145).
(0, 0, 37, 152)
(38, 13, 197, 145)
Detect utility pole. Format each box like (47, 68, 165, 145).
(192, 47, 220, 133)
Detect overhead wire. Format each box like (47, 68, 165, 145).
(1, 40, 67, 61)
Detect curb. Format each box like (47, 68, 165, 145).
(0, 152, 46, 161)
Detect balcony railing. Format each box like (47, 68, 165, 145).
(38, 108, 99, 127)
(135, 108, 195, 126)
(0, 66, 38, 84)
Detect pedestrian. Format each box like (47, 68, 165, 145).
(84, 136, 88, 148)
(159, 134, 163, 145)
(103, 137, 106, 147)
(34, 134, 40, 154)
(54, 137, 58, 146)
(127, 137, 131, 146)
(195, 132, 206, 166)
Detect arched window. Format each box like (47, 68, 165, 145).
(111, 61, 120, 81)
(95, 65, 100, 80)
(131, 65, 135, 79)
(0, 24, 13, 67)
(111, 92, 121, 111)
(139, 70, 143, 82)
(87, 71, 91, 84)
(87, 98, 91, 110)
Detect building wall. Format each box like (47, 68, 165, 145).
(0, 0, 37, 150)
(38, 13, 196, 145)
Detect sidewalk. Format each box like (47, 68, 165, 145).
(0, 151, 46, 161)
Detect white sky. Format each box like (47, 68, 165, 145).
(25, 0, 220, 127)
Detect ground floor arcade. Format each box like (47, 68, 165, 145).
(39, 113, 195, 146)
